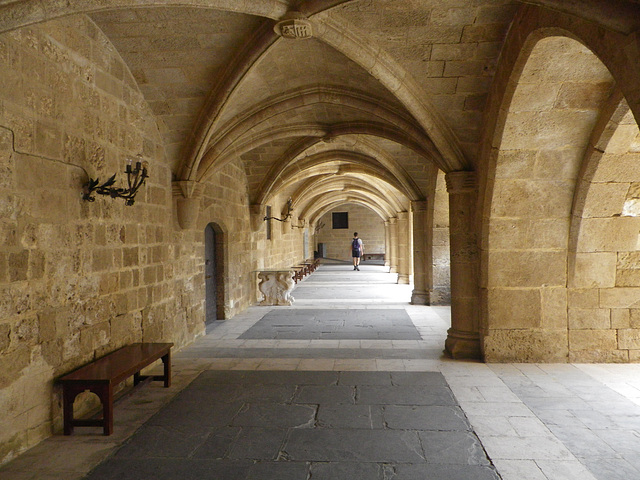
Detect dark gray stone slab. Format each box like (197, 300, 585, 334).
(418, 431, 491, 465)
(339, 371, 393, 386)
(146, 400, 242, 428)
(246, 461, 310, 479)
(317, 405, 385, 429)
(294, 385, 356, 405)
(85, 458, 253, 480)
(205, 370, 338, 386)
(382, 405, 470, 431)
(227, 427, 287, 460)
(239, 309, 421, 340)
(84, 371, 497, 480)
(232, 404, 317, 428)
(113, 424, 211, 459)
(283, 429, 426, 462)
(191, 427, 241, 459)
(309, 461, 383, 479)
(356, 385, 456, 406)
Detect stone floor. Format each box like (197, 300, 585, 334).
(2, 261, 640, 479)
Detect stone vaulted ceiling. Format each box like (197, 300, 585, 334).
(3, 0, 639, 222)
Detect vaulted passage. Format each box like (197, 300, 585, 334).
(2, 0, 640, 476)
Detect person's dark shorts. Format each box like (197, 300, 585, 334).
(352, 249, 361, 258)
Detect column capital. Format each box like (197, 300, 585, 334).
(411, 199, 428, 212)
(445, 171, 476, 194)
(389, 216, 398, 225)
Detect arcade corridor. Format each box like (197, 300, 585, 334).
(2, 263, 640, 480)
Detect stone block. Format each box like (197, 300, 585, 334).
(487, 251, 566, 288)
(569, 252, 616, 288)
(535, 148, 583, 181)
(491, 179, 573, 218)
(488, 217, 569, 250)
(611, 308, 631, 329)
(541, 287, 567, 329)
(510, 82, 559, 113)
(555, 82, 612, 110)
(483, 328, 568, 362)
(568, 308, 610, 329)
(616, 268, 640, 287)
(98, 272, 119, 295)
(618, 329, 640, 349)
(592, 154, 640, 182)
(501, 110, 599, 151)
(576, 217, 640, 252)
(569, 349, 628, 363)
(486, 288, 541, 329)
(579, 182, 628, 218)
(8, 250, 29, 281)
(569, 329, 617, 351)
(599, 288, 640, 308)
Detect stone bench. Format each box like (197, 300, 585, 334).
(363, 253, 384, 261)
(58, 342, 173, 435)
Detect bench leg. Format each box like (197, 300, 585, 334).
(91, 384, 114, 436)
(162, 351, 171, 388)
(62, 385, 82, 435)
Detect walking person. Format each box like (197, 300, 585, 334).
(351, 232, 364, 270)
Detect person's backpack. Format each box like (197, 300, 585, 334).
(352, 238, 360, 250)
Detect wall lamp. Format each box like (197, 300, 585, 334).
(82, 155, 149, 206)
(264, 198, 293, 222)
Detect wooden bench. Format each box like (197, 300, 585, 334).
(292, 258, 320, 283)
(58, 342, 173, 435)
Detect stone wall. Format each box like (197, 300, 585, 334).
(0, 15, 300, 465)
(315, 204, 385, 261)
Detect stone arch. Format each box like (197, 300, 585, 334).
(302, 191, 395, 222)
(195, 86, 436, 181)
(259, 149, 420, 205)
(481, 32, 615, 362)
(566, 94, 640, 361)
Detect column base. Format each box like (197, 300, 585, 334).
(444, 328, 482, 360)
(397, 274, 410, 285)
(411, 290, 430, 305)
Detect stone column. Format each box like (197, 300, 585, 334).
(389, 217, 398, 274)
(444, 171, 481, 359)
(397, 211, 410, 284)
(411, 200, 433, 305)
(384, 220, 391, 267)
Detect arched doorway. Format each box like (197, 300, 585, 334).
(205, 222, 226, 323)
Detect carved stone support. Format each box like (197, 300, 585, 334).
(250, 204, 264, 232)
(173, 180, 203, 230)
(257, 270, 295, 306)
(444, 171, 481, 360)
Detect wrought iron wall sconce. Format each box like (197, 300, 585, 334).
(264, 198, 293, 222)
(82, 155, 149, 206)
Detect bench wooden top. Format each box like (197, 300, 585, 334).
(59, 343, 173, 385)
